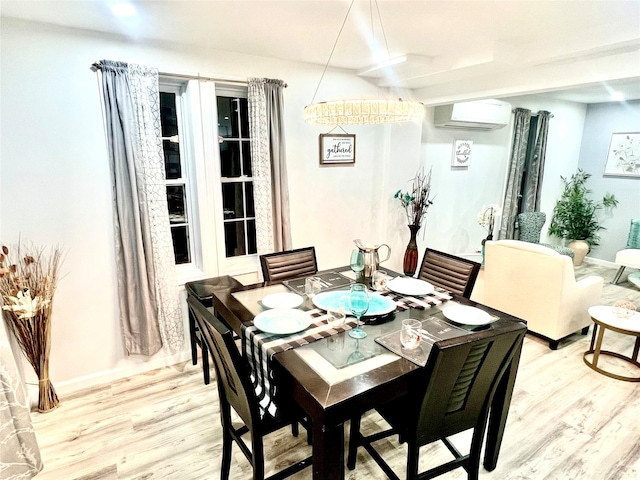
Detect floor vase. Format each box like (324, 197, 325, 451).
(403, 225, 421, 276)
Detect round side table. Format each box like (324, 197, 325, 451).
(583, 305, 640, 382)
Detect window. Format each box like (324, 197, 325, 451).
(217, 94, 257, 258)
(158, 80, 260, 280)
(159, 89, 193, 264)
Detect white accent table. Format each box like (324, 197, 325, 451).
(584, 305, 640, 382)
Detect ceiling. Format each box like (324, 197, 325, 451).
(2, 0, 639, 104)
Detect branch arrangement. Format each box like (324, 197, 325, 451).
(1, 241, 63, 412)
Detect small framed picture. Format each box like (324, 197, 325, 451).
(319, 134, 356, 165)
(452, 140, 473, 167)
(603, 132, 640, 177)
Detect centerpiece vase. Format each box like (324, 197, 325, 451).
(403, 225, 421, 276)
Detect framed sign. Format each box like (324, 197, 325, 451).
(604, 132, 640, 177)
(319, 134, 356, 165)
(452, 139, 473, 167)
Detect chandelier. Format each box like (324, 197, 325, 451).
(304, 1, 425, 126)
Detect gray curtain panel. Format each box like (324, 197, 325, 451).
(498, 108, 532, 240)
(248, 78, 292, 254)
(99, 60, 183, 356)
(0, 317, 43, 479)
(522, 110, 551, 212)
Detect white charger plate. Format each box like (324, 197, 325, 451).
(261, 292, 304, 309)
(442, 305, 493, 326)
(387, 277, 434, 296)
(253, 308, 312, 335)
(312, 290, 396, 317)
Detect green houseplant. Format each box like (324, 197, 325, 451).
(548, 170, 618, 263)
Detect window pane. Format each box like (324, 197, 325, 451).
(171, 225, 190, 264)
(222, 183, 244, 219)
(224, 221, 246, 257)
(217, 96, 239, 138)
(163, 140, 181, 179)
(239, 97, 249, 138)
(242, 141, 252, 177)
(246, 182, 255, 217)
(167, 185, 187, 224)
(247, 219, 257, 255)
(160, 92, 178, 137)
(220, 141, 241, 177)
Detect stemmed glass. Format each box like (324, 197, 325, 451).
(350, 249, 365, 283)
(348, 283, 369, 339)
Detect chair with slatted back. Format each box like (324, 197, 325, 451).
(417, 248, 481, 298)
(260, 247, 318, 282)
(347, 325, 526, 480)
(186, 295, 312, 480)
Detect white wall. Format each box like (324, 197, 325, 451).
(0, 18, 422, 393)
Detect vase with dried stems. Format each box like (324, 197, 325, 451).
(394, 167, 434, 276)
(0, 241, 63, 412)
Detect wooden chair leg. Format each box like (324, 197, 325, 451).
(347, 417, 361, 470)
(202, 340, 210, 385)
(406, 442, 419, 480)
(188, 309, 198, 365)
(221, 428, 232, 480)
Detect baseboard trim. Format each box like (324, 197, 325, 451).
(27, 348, 192, 408)
(582, 257, 617, 268)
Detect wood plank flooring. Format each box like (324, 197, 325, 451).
(31, 264, 640, 479)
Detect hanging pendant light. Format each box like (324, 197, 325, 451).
(304, 0, 425, 126)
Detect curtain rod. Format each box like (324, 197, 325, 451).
(91, 62, 287, 87)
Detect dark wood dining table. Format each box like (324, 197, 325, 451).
(212, 267, 527, 480)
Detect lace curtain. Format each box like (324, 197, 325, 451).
(99, 60, 183, 355)
(248, 78, 292, 254)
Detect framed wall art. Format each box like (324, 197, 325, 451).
(319, 134, 356, 165)
(603, 132, 640, 177)
(452, 140, 473, 167)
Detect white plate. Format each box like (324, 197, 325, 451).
(312, 290, 396, 317)
(442, 305, 493, 326)
(261, 292, 304, 309)
(387, 277, 434, 296)
(253, 308, 312, 335)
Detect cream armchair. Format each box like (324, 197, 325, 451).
(484, 240, 603, 349)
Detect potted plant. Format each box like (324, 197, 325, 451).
(548, 170, 618, 265)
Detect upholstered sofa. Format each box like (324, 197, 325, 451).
(483, 240, 603, 349)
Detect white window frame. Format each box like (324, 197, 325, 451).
(160, 78, 260, 284)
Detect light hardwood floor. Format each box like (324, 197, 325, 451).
(31, 264, 640, 480)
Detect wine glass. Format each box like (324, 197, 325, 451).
(350, 249, 365, 283)
(348, 283, 369, 339)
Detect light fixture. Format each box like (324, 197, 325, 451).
(304, 0, 425, 126)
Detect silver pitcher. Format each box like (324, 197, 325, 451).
(354, 239, 391, 281)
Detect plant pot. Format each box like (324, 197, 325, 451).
(567, 239, 589, 266)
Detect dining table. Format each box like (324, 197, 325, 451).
(211, 266, 527, 480)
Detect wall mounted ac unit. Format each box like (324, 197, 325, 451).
(433, 99, 512, 130)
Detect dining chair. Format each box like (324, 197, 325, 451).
(347, 327, 526, 480)
(186, 295, 312, 480)
(185, 276, 243, 385)
(417, 248, 481, 298)
(259, 246, 318, 282)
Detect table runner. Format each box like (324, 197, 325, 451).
(242, 287, 452, 416)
